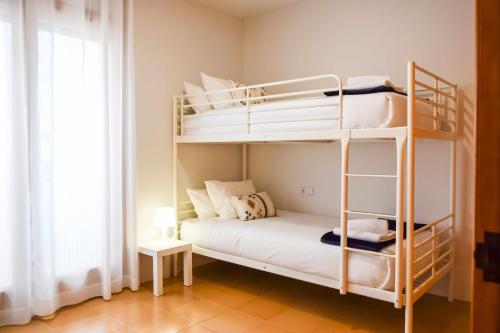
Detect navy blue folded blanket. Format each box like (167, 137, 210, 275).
(324, 85, 407, 97)
(320, 219, 426, 252)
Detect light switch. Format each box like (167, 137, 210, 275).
(299, 186, 315, 196)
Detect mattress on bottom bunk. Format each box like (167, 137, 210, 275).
(182, 93, 434, 135)
(180, 210, 433, 290)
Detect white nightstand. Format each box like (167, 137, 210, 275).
(138, 238, 192, 296)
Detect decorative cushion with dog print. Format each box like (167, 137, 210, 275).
(230, 191, 276, 221)
(231, 80, 267, 105)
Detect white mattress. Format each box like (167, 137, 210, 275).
(182, 93, 434, 136)
(180, 210, 432, 290)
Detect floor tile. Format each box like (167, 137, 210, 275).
(262, 286, 312, 307)
(1, 261, 470, 333)
(198, 308, 263, 333)
(45, 304, 100, 327)
(243, 321, 294, 333)
(110, 328, 139, 333)
(111, 327, 140, 333)
(194, 285, 256, 308)
(147, 290, 198, 311)
(169, 279, 220, 297)
(313, 319, 372, 333)
(102, 300, 165, 328)
(56, 314, 123, 333)
(268, 308, 329, 333)
(178, 324, 217, 333)
(171, 299, 228, 322)
(135, 311, 193, 333)
(235, 296, 288, 320)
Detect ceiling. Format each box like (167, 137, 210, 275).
(192, 0, 304, 18)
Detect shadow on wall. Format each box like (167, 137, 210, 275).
(458, 88, 475, 294)
(457, 88, 475, 251)
(460, 89, 475, 158)
(429, 87, 475, 300)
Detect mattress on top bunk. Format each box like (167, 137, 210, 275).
(180, 210, 433, 290)
(182, 93, 434, 135)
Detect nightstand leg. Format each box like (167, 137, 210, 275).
(173, 253, 178, 276)
(183, 249, 192, 286)
(153, 255, 163, 296)
(165, 255, 171, 278)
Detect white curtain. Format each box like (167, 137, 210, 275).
(0, 0, 138, 326)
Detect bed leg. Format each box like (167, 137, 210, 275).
(405, 301, 413, 333)
(339, 135, 350, 295)
(394, 136, 406, 309)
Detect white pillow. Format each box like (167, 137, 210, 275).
(186, 188, 217, 219)
(200, 72, 235, 110)
(205, 180, 256, 220)
(184, 81, 212, 114)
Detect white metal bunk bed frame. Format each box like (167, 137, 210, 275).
(172, 61, 458, 333)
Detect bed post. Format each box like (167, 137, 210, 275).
(339, 132, 350, 295)
(173, 97, 179, 235)
(395, 135, 406, 309)
(405, 61, 416, 333)
(242, 144, 248, 180)
(173, 96, 179, 276)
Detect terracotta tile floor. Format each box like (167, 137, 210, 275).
(1, 261, 470, 333)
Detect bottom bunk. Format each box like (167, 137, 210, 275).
(180, 210, 434, 299)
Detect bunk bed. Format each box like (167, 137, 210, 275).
(172, 61, 458, 333)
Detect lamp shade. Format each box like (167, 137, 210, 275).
(153, 207, 175, 228)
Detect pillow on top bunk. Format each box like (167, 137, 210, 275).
(323, 75, 405, 97)
(230, 191, 276, 221)
(346, 75, 403, 91)
(186, 188, 217, 219)
(205, 180, 256, 220)
(201, 72, 235, 110)
(183, 81, 212, 114)
(232, 81, 267, 105)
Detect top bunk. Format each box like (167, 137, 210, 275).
(173, 62, 458, 144)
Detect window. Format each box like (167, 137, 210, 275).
(0, 2, 110, 283)
(36, 27, 106, 278)
(0, 1, 135, 322)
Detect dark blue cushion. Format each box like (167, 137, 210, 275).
(320, 219, 426, 252)
(324, 85, 406, 97)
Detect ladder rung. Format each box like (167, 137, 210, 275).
(346, 173, 397, 178)
(345, 210, 396, 219)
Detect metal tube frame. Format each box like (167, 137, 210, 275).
(172, 61, 458, 333)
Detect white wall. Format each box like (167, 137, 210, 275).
(134, 0, 244, 281)
(133, 0, 475, 301)
(243, 0, 475, 301)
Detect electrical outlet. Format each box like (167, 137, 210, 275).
(299, 186, 315, 196)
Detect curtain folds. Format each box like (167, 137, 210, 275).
(0, 0, 137, 326)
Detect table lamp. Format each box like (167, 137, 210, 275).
(153, 207, 175, 239)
